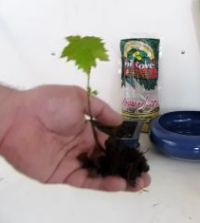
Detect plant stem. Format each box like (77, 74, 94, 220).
(87, 74, 104, 152)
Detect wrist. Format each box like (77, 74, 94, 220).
(0, 85, 20, 153)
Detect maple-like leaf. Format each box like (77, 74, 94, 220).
(61, 36, 109, 75)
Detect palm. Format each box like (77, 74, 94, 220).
(1, 85, 150, 191)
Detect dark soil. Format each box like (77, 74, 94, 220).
(78, 121, 150, 186)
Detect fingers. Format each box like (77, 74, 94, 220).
(83, 176, 127, 192)
(127, 173, 151, 192)
(77, 87, 123, 126)
(65, 168, 128, 192)
(64, 168, 150, 192)
(142, 173, 151, 187)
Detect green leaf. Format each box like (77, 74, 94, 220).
(91, 90, 98, 96)
(61, 36, 109, 75)
(87, 87, 98, 96)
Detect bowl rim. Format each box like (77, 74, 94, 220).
(151, 111, 200, 140)
(150, 111, 200, 159)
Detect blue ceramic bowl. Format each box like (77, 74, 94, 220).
(150, 111, 200, 160)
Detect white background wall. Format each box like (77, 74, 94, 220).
(1, 2, 200, 222)
(0, 0, 200, 112)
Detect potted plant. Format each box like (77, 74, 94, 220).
(61, 36, 149, 185)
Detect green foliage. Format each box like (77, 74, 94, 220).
(87, 87, 98, 96)
(61, 36, 109, 75)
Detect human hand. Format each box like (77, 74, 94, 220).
(0, 85, 150, 191)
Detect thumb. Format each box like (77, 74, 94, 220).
(77, 86, 123, 126)
(86, 95, 123, 126)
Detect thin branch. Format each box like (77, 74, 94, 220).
(87, 74, 104, 152)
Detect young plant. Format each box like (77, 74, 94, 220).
(61, 35, 109, 149)
(60, 35, 150, 185)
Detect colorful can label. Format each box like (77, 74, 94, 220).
(120, 38, 160, 132)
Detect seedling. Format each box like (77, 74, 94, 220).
(61, 36, 108, 149)
(61, 36, 149, 186)
(61, 36, 108, 94)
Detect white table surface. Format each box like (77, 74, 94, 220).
(0, 134, 199, 223)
